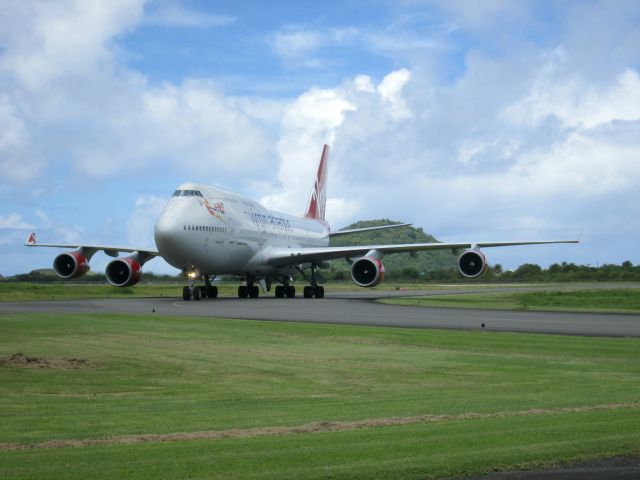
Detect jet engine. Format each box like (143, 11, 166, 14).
(105, 256, 142, 287)
(53, 251, 90, 279)
(457, 249, 488, 278)
(351, 256, 385, 288)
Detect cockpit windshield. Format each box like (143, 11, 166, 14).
(172, 190, 204, 198)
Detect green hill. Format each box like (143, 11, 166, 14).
(328, 219, 456, 281)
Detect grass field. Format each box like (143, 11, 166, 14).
(0, 282, 216, 301)
(0, 281, 625, 303)
(382, 288, 640, 313)
(0, 313, 639, 479)
(2, 281, 516, 302)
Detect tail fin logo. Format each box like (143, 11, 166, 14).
(304, 144, 329, 221)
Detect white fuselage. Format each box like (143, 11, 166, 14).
(154, 182, 329, 276)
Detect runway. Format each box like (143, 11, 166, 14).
(2, 290, 639, 337)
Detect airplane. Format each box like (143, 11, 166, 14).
(25, 144, 578, 300)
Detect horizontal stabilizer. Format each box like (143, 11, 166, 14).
(329, 223, 412, 238)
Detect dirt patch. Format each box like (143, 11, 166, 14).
(1, 352, 94, 370)
(0, 402, 638, 452)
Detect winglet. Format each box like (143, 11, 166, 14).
(304, 144, 329, 221)
(25, 232, 37, 246)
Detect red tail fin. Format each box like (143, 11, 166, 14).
(304, 144, 329, 221)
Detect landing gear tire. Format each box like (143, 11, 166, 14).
(303, 286, 313, 298)
(315, 286, 325, 298)
(286, 286, 296, 298)
(249, 285, 259, 298)
(238, 285, 249, 298)
(275, 285, 285, 298)
(206, 285, 218, 298)
(193, 286, 201, 301)
(182, 286, 191, 301)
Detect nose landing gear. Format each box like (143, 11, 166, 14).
(182, 272, 218, 301)
(182, 285, 192, 301)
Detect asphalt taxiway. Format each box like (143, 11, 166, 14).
(2, 289, 639, 337)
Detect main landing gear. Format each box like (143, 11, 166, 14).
(274, 285, 296, 298)
(303, 285, 324, 298)
(238, 284, 260, 298)
(236, 277, 262, 298)
(180, 271, 324, 301)
(294, 264, 326, 299)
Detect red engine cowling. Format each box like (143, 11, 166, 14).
(105, 257, 142, 287)
(351, 257, 385, 287)
(53, 251, 90, 279)
(457, 249, 488, 278)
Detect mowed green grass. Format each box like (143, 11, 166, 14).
(0, 313, 639, 479)
(0, 282, 240, 301)
(0, 281, 522, 302)
(382, 288, 640, 313)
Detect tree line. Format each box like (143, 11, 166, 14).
(3, 261, 639, 285)
(373, 260, 640, 283)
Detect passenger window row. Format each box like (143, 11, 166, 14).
(184, 225, 227, 232)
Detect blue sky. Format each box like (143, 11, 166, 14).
(1, 0, 639, 276)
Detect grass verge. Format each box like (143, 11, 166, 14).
(0, 282, 241, 301)
(381, 288, 640, 313)
(0, 281, 559, 302)
(0, 313, 639, 478)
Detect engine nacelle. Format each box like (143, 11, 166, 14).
(106, 257, 142, 287)
(457, 249, 488, 278)
(351, 257, 385, 288)
(53, 251, 90, 279)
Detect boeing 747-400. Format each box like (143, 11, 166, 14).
(25, 145, 578, 300)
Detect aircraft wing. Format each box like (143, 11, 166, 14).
(24, 233, 159, 258)
(262, 239, 579, 268)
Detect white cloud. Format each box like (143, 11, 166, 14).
(427, 0, 530, 29)
(505, 66, 640, 129)
(0, 1, 274, 186)
(126, 195, 167, 248)
(261, 85, 355, 214)
(0, 213, 35, 229)
(261, 69, 413, 222)
(2, 0, 640, 274)
(326, 198, 361, 227)
(271, 29, 323, 60)
(34, 210, 54, 229)
(376, 68, 412, 119)
(0, 0, 145, 90)
(0, 94, 44, 182)
(258, 8, 640, 269)
(270, 26, 361, 69)
(269, 23, 447, 69)
(144, 2, 235, 29)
